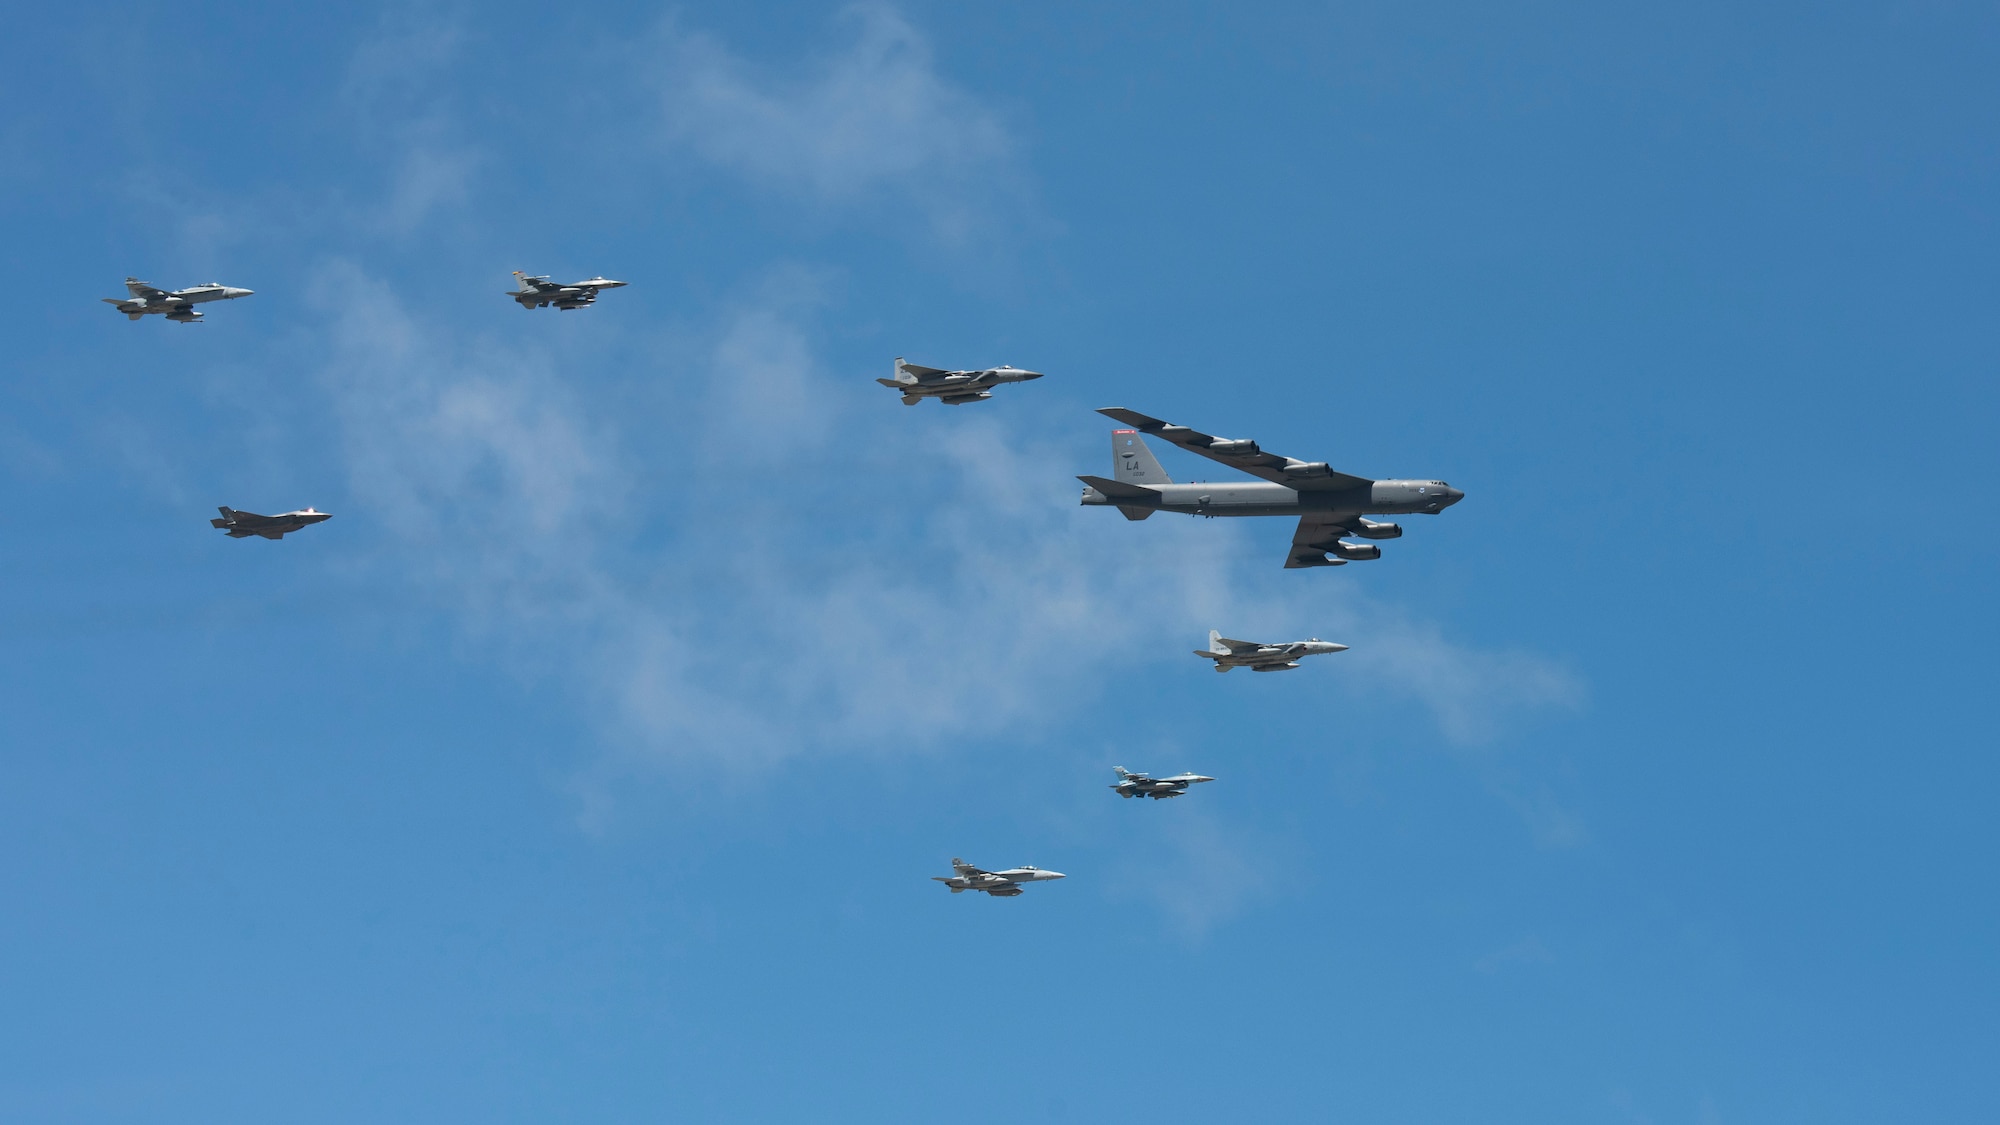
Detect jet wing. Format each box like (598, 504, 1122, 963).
(1286, 512, 1361, 568)
(901, 362, 951, 381)
(951, 858, 989, 877)
(1213, 636, 1262, 652)
(124, 278, 170, 300)
(1097, 408, 1373, 491)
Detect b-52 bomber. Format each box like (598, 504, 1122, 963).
(1111, 766, 1215, 799)
(506, 272, 627, 310)
(1079, 408, 1464, 569)
(932, 858, 1066, 897)
(211, 506, 331, 540)
(1196, 630, 1348, 673)
(102, 278, 254, 323)
(877, 357, 1043, 405)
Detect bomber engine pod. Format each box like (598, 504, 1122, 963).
(1354, 519, 1403, 540)
(1327, 541, 1381, 561)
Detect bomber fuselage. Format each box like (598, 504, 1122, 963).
(1083, 478, 1463, 518)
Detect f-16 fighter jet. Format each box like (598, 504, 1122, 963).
(1111, 766, 1215, 799)
(102, 278, 254, 323)
(506, 272, 628, 310)
(1079, 408, 1464, 569)
(210, 506, 331, 540)
(932, 857, 1066, 897)
(1196, 630, 1348, 672)
(876, 356, 1044, 405)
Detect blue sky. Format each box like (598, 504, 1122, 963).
(2, 3, 1996, 1121)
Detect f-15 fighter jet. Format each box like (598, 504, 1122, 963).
(932, 857, 1066, 897)
(876, 356, 1044, 405)
(1196, 630, 1347, 672)
(1110, 766, 1215, 799)
(1079, 408, 1464, 569)
(210, 506, 331, 540)
(506, 272, 628, 310)
(102, 278, 254, 323)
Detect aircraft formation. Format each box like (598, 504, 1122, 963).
(107, 269, 1465, 901)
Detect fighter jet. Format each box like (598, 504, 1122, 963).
(101, 278, 253, 323)
(1078, 408, 1464, 568)
(877, 357, 1044, 405)
(1110, 766, 1215, 799)
(210, 506, 331, 540)
(932, 857, 1066, 897)
(506, 272, 628, 310)
(1196, 630, 1348, 673)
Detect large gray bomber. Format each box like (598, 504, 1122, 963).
(933, 858, 1066, 897)
(1196, 630, 1348, 672)
(877, 357, 1043, 405)
(1080, 407, 1464, 569)
(103, 278, 254, 323)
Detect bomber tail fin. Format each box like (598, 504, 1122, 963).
(1112, 430, 1172, 486)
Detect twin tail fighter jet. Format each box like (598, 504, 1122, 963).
(1197, 630, 1348, 673)
(933, 858, 1066, 897)
(102, 278, 254, 323)
(1111, 766, 1215, 799)
(211, 506, 331, 540)
(506, 272, 628, 310)
(1080, 407, 1463, 569)
(878, 357, 1044, 405)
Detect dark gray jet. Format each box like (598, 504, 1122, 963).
(102, 278, 254, 323)
(1111, 766, 1215, 799)
(932, 857, 1066, 897)
(1079, 408, 1464, 568)
(211, 506, 330, 540)
(1197, 630, 1348, 673)
(506, 272, 628, 310)
(877, 357, 1044, 405)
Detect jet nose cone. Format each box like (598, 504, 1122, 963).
(1021, 370, 1044, 379)
(1043, 871, 1067, 880)
(229, 287, 254, 298)
(1325, 643, 1350, 652)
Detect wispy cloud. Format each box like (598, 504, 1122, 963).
(301, 265, 1580, 800)
(652, 3, 1021, 241)
(339, 10, 479, 233)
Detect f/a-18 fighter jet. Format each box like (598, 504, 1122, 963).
(1196, 630, 1347, 672)
(210, 506, 331, 540)
(1111, 766, 1215, 799)
(876, 356, 1044, 405)
(1079, 408, 1464, 569)
(506, 272, 628, 310)
(932, 857, 1066, 897)
(102, 278, 254, 323)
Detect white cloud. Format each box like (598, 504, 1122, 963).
(301, 264, 1580, 802)
(653, 4, 1019, 240)
(339, 11, 478, 233)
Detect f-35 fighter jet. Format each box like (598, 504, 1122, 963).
(102, 278, 254, 323)
(1196, 630, 1348, 673)
(211, 506, 331, 540)
(877, 357, 1043, 405)
(932, 857, 1066, 897)
(1111, 766, 1215, 799)
(506, 272, 628, 310)
(1079, 408, 1464, 569)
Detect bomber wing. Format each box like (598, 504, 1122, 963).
(1287, 511, 1364, 569)
(1096, 408, 1372, 491)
